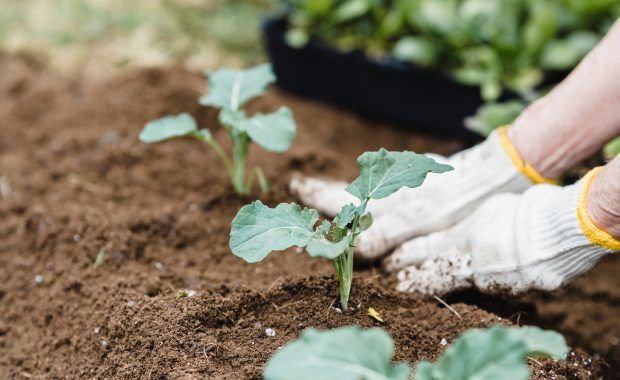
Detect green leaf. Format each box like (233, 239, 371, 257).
(604, 137, 620, 159)
(199, 64, 276, 111)
(227, 107, 296, 153)
(139, 113, 199, 143)
(285, 28, 310, 48)
(359, 212, 373, 231)
(307, 225, 350, 259)
(393, 36, 437, 66)
(540, 32, 600, 70)
(332, 0, 371, 23)
(415, 325, 568, 380)
(333, 203, 357, 229)
(346, 149, 453, 201)
(263, 327, 410, 380)
(229, 201, 318, 263)
(195, 129, 213, 142)
(464, 100, 526, 136)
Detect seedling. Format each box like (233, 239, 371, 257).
(229, 149, 452, 310)
(139, 64, 296, 195)
(263, 325, 569, 380)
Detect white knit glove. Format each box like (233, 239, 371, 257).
(290, 128, 544, 259)
(384, 168, 620, 295)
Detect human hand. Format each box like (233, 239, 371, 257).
(384, 169, 619, 296)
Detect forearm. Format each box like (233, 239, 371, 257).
(588, 156, 620, 239)
(509, 20, 620, 179)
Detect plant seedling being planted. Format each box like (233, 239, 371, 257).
(139, 64, 296, 195)
(229, 149, 452, 310)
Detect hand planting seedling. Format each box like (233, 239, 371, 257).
(229, 149, 452, 310)
(139, 64, 296, 195)
(263, 325, 568, 380)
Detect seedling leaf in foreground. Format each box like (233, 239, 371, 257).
(263, 326, 410, 380)
(415, 325, 569, 380)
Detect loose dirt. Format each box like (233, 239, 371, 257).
(0, 54, 615, 379)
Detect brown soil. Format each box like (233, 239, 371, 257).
(0, 54, 614, 379)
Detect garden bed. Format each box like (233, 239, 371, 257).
(0, 54, 617, 378)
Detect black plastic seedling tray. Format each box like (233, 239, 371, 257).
(263, 17, 490, 140)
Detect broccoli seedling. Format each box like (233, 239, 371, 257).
(262, 325, 568, 380)
(139, 64, 296, 195)
(229, 149, 452, 310)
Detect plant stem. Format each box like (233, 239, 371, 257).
(231, 132, 250, 194)
(338, 199, 367, 311)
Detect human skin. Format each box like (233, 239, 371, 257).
(508, 20, 620, 238)
(588, 157, 620, 238)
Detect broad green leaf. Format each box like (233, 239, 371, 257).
(139, 113, 199, 143)
(199, 64, 276, 111)
(227, 107, 296, 153)
(218, 108, 246, 128)
(464, 100, 526, 136)
(393, 36, 437, 66)
(285, 28, 310, 48)
(415, 325, 568, 380)
(540, 32, 599, 70)
(333, 0, 371, 23)
(263, 327, 410, 380)
(604, 137, 620, 159)
(359, 212, 373, 231)
(346, 149, 453, 201)
(307, 227, 349, 259)
(230, 201, 318, 263)
(333, 203, 357, 229)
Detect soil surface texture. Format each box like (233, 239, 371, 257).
(0, 55, 616, 379)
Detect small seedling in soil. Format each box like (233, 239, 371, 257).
(139, 64, 296, 195)
(229, 149, 452, 310)
(263, 325, 568, 380)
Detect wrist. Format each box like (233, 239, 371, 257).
(587, 162, 620, 239)
(497, 126, 557, 185)
(577, 167, 620, 250)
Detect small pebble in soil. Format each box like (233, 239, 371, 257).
(265, 328, 276, 337)
(73, 234, 81, 242)
(187, 290, 197, 297)
(34, 274, 43, 285)
(100, 339, 109, 348)
(334, 307, 342, 313)
(610, 336, 618, 345)
(126, 300, 135, 308)
(154, 262, 164, 271)
(440, 338, 448, 346)
(94, 327, 100, 335)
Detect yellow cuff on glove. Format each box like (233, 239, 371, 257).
(498, 126, 558, 185)
(578, 168, 620, 251)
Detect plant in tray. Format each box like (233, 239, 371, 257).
(229, 149, 452, 310)
(263, 325, 569, 380)
(139, 64, 296, 195)
(284, 0, 619, 103)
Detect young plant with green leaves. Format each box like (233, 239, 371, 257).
(229, 149, 452, 310)
(263, 325, 569, 380)
(284, 0, 619, 103)
(139, 64, 296, 195)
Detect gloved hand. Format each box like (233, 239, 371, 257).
(384, 168, 620, 295)
(290, 127, 551, 260)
